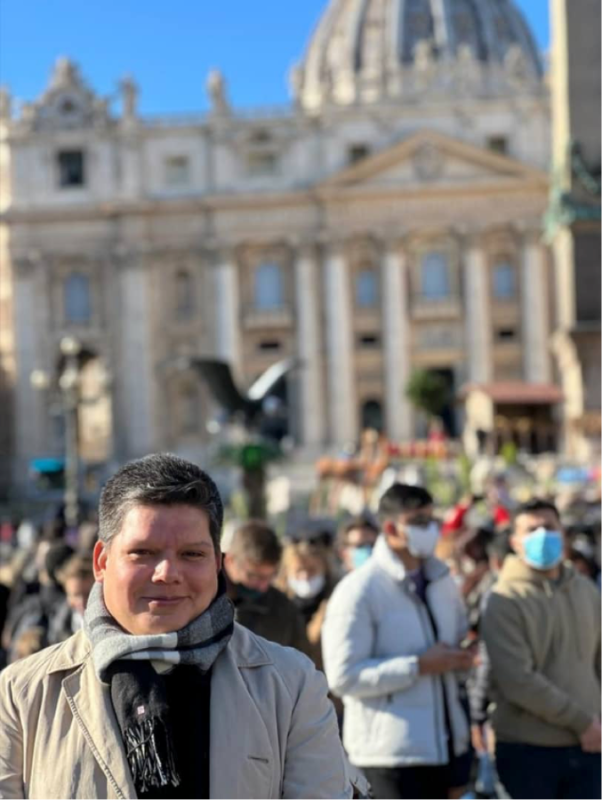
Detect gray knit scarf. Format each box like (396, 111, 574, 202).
(84, 573, 234, 793)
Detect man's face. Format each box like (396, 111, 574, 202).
(384, 505, 435, 555)
(341, 526, 378, 570)
(511, 509, 564, 561)
(93, 504, 221, 635)
(224, 554, 278, 593)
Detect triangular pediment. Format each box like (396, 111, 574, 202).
(318, 130, 548, 192)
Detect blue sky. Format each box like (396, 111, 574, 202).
(0, 0, 550, 115)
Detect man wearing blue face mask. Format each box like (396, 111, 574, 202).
(338, 516, 380, 573)
(483, 499, 601, 799)
(322, 484, 473, 799)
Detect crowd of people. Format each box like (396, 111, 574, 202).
(0, 453, 600, 799)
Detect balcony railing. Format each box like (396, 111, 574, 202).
(411, 293, 462, 319)
(243, 304, 294, 328)
(414, 324, 464, 351)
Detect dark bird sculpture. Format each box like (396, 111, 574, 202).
(172, 356, 301, 438)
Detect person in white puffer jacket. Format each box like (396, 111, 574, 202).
(322, 483, 473, 800)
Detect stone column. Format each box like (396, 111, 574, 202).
(522, 235, 552, 383)
(294, 244, 325, 447)
(382, 242, 413, 441)
(13, 255, 45, 483)
(118, 254, 156, 457)
(324, 243, 356, 444)
(464, 238, 492, 383)
(213, 249, 241, 377)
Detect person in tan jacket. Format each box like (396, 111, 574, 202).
(0, 454, 351, 800)
(482, 498, 601, 800)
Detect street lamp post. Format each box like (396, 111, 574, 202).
(31, 336, 82, 528)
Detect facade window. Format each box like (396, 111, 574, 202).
(361, 399, 383, 433)
(64, 273, 91, 324)
(487, 136, 508, 155)
(254, 262, 284, 310)
(164, 156, 191, 188)
(496, 328, 517, 342)
(58, 150, 85, 188)
(420, 252, 451, 300)
(348, 144, 370, 164)
(247, 152, 278, 177)
(493, 261, 517, 299)
(175, 270, 194, 319)
(258, 340, 281, 352)
(358, 334, 380, 348)
(356, 269, 378, 308)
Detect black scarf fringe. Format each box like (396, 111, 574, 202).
(124, 717, 181, 793)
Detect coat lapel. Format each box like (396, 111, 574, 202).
(210, 630, 276, 799)
(62, 658, 137, 800)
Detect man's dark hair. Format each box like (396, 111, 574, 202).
(98, 454, 224, 552)
(229, 520, 282, 565)
(514, 498, 560, 527)
(486, 531, 513, 562)
(45, 543, 76, 584)
(378, 484, 434, 521)
(338, 515, 379, 546)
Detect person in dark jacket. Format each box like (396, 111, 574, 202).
(223, 520, 310, 655)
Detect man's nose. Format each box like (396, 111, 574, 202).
(153, 558, 182, 582)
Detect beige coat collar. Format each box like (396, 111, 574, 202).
(52, 626, 278, 799)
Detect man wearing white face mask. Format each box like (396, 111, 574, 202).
(482, 499, 601, 799)
(322, 484, 473, 799)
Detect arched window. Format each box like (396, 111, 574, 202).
(175, 270, 194, 319)
(356, 269, 378, 308)
(361, 399, 384, 433)
(493, 261, 516, 299)
(420, 252, 451, 300)
(64, 273, 91, 324)
(254, 262, 284, 311)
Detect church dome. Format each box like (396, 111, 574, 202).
(293, 0, 544, 112)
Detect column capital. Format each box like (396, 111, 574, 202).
(511, 221, 544, 245)
(294, 240, 320, 260)
(12, 249, 42, 277)
(451, 225, 488, 250)
(112, 245, 148, 271)
(382, 235, 410, 255)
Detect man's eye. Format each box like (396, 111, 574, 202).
(131, 549, 152, 556)
(183, 551, 205, 559)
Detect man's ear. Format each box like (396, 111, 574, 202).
(93, 539, 109, 582)
(382, 520, 396, 538)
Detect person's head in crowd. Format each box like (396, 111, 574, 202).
(223, 520, 281, 597)
(567, 536, 599, 581)
(43, 542, 76, 588)
(77, 521, 99, 556)
(42, 517, 67, 543)
(511, 498, 564, 573)
(279, 539, 335, 601)
(378, 483, 438, 563)
(93, 453, 223, 636)
(57, 554, 95, 617)
(9, 626, 47, 663)
(486, 530, 513, 575)
(459, 527, 494, 573)
(337, 516, 379, 571)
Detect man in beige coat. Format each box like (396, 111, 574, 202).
(482, 498, 601, 799)
(0, 454, 351, 800)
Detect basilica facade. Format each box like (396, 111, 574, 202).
(0, 0, 558, 495)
